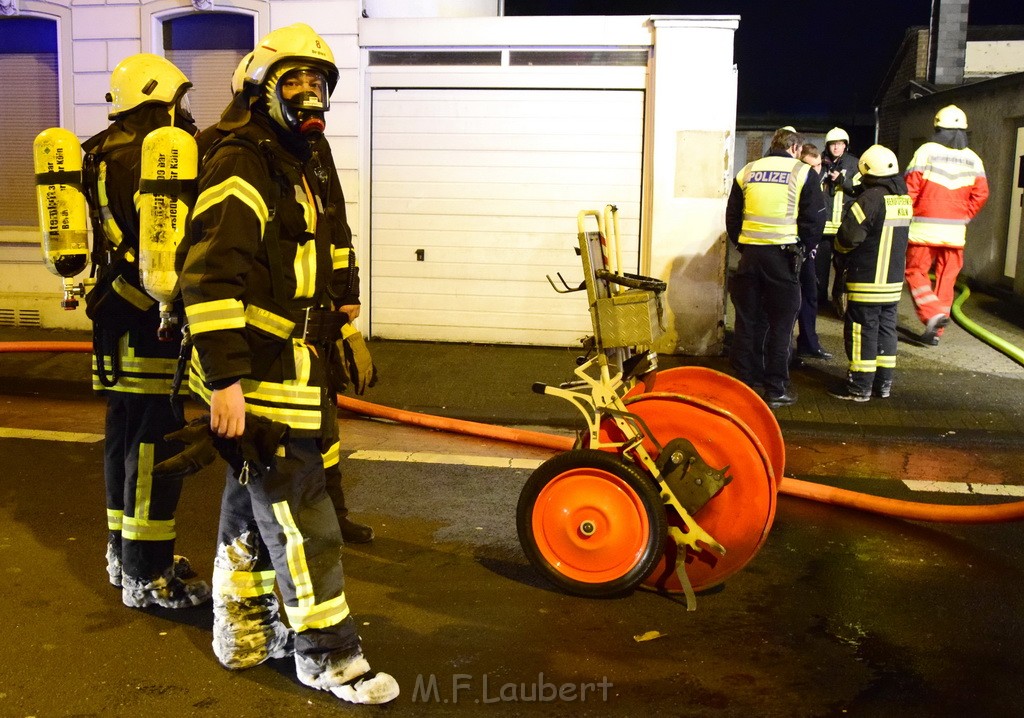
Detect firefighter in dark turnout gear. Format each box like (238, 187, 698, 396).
(817, 127, 861, 314)
(727, 128, 825, 408)
(829, 145, 912, 402)
(81, 54, 211, 609)
(179, 24, 398, 704)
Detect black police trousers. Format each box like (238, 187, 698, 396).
(730, 244, 801, 396)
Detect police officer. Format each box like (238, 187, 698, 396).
(727, 128, 825, 408)
(817, 127, 861, 314)
(81, 54, 211, 609)
(180, 24, 398, 704)
(904, 105, 989, 346)
(829, 145, 912, 401)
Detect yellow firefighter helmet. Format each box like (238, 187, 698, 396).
(858, 144, 900, 178)
(107, 53, 192, 120)
(238, 23, 338, 96)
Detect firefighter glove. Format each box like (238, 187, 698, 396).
(339, 323, 377, 395)
(152, 417, 218, 479)
(211, 413, 290, 481)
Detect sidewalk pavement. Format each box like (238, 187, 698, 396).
(1, 289, 1022, 447)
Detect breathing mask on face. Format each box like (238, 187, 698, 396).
(264, 65, 330, 139)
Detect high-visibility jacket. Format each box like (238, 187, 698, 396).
(734, 155, 811, 245)
(834, 175, 912, 304)
(905, 141, 988, 248)
(181, 113, 359, 437)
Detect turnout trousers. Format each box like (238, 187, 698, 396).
(796, 242, 823, 354)
(105, 392, 185, 581)
(214, 436, 361, 668)
(905, 245, 963, 335)
(730, 244, 801, 395)
(843, 301, 898, 396)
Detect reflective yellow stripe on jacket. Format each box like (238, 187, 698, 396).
(193, 175, 269, 236)
(737, 156, 808, 245)
(92, 333, 180, 394)
(188, 344, 323, 432)
(846, 194, 912, 304)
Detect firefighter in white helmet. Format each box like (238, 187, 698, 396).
(904, 105, 989, 346)
(79, 53, 211, 609)
(818, 127, 861, 315)
(829, 145, 912, 401)
(179, 24, 398, 704)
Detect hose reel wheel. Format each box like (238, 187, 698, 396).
(517, 449, 667, 597)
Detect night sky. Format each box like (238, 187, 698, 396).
(505, 1, 1024, 125)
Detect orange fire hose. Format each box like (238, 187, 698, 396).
(3, 340, 1024, 524)
(337, 397, 1024, 525)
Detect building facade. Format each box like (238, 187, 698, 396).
(0, 2, 741, 355)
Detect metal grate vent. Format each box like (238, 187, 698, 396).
(509, 50, 649, 67)
(19, 309, 42, 328)
(0, 307, 43, 327)
(369, 50, 502, 66)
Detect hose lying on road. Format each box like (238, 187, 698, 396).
(951, 282, 1024, 367)
(3, 339, 1024, 524)
(336, 396, 1024, 525)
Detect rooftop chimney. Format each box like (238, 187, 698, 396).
(929, 0, 969, 85)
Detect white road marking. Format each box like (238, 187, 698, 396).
(0, 428, 104, 444)
(348, 449, 544, 470)
(904, 480, 1024, 497)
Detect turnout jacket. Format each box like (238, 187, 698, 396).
(81, 106, 189, 394)
(821, 150, 861, 236)
(905, 136, 988, 249)
(834, 174, 912, 304)
(180, 112, 359, 437)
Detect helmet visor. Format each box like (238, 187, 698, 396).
(279, 67, 330, 111)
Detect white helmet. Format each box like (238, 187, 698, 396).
(824, 127, 850, 145)
(934, 105, 968, 130)
(858, 144, 899, 178)
(106, 53, 191, 120)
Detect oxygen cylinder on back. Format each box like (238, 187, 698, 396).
(138, 125, 198, 340)
(33, 128, 90, 309)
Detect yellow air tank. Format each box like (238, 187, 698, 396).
(33, 128, 90, 308)
(138, 126, 198, 340)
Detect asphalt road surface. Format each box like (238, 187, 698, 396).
(3, 395, 1023, 717)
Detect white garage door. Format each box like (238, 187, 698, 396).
(370, 88, 644, 346)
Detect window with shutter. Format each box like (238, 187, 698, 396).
(0, 19, 59, 228)
(163, 13, 253, 130)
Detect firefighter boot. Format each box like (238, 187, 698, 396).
(296, 652, 400, 705)
(106, 536, 202, 589)
(340, 517, 374, 544)
(213, 593, 295, 670)
(122, 568, 212, 609)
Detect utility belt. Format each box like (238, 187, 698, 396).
(289, 307, 348, 346)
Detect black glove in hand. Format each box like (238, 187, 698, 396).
(210, 413, 290, 480)
(152, 416, 218, 479)
(340, 323, 378, 395)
